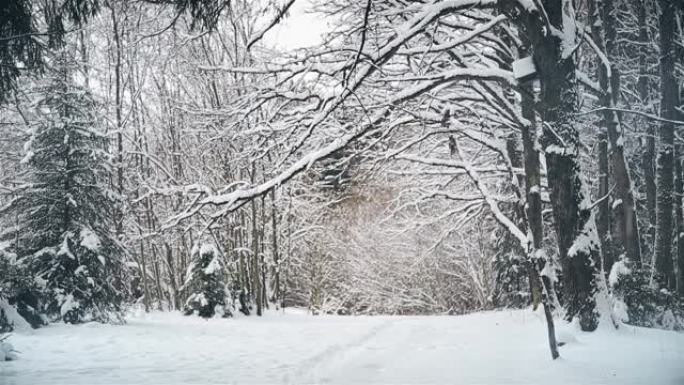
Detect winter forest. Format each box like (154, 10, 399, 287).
(0, 0, 683, 383)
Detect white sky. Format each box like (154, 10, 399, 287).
(265, 0, 329, 50)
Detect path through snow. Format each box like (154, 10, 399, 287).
(1, 309, 682, 384)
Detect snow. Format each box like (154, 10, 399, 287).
(19, 150, 33, 165)
(0, 341, 17, 362)
(609, 260, 631, 287)
(0, 300, 31, 332)
(57, 235, 75, 260)
(199, 243, 218, 258)
(80, 227, 101, 252)
(2, 309, 683, 384)
(203, 257, 221, 275)
(59, 294, 79, 317)
(512, 56, 536, 80)
(545, 144, 566, 155)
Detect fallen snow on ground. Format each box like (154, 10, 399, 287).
(1, 308, 682, 384)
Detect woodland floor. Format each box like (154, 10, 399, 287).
(1, 308, 682, 384)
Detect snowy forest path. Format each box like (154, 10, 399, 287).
(1, 310, 683, 384)
(283, 318, 397, 384)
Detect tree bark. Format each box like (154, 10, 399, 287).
(675, 145, 684, 295)
(654, 0, 678, 289)
(601, 0, 641, 269)
(528, 0, 601, 331)
(596, 125, 612, 270)
(164, 243, 180, 310)
(271, 188, 281, 308)
(521, 80, 559, 359)
(636, 0, 657, 261)
(106, 1, 125, 238)
(589, 0, 611, 270)
(251, 164, 263, 316)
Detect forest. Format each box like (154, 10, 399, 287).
(0, 0, 683, 383)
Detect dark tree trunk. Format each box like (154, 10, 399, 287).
(107, 2, 125, 239)
(636, 0, 657, 261)
(601, 0, 641, 269)
(521, 80, 559, 359)
(271, 189, 281, 308)
(590, 0, 642, 271)
(528, 0, 600, 331)
(597, 126, 612, 269)
(654, 0, 678, 289)
(675, 145, 684, 295)
(251, 164, 263, 316)
(589, 0, 611, 269)
(165, 243, 180, 310)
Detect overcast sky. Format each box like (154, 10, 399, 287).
(265, 0, 329, 50)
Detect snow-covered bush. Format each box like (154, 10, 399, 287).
(492, 239, 530, 309)
(0, 249, 16, 333)
(183, 244, 231, 318)
(0, 248, 44, 330)
(32, 230, 126, 324)
(612, 265, 684, 330)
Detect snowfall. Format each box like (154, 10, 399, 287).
(1, 308, 683, 385)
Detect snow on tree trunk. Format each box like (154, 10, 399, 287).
(521, 79, 560, 359)
(654, 0, 678, 290)
(589, 0, 642, 270)
(636, 0, 658, 259)
(527, 0, 601, 331)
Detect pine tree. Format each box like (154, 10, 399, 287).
(0, 247, 44, 330)
(1, 51, 127, 324)
(492, 231, 530, 309)
(183, 243, 231, 318)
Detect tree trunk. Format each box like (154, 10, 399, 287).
(107, 2, 125, 238)
(521, 80, 559, 359)
(530, 0, 600, 331)
(637, 0, 657, 262)
(596, 126, 612, 270)
(151, 244, 164, 311)
(675, 145, 684, 295)
(600, 0, 641, 269)
(587, 0, 611, 269)
(654, 0, 678, 289)
(139, 237, 150, 312)
(271, 188, 281, 309)
(251, 164, 263, 316)
(164, 243, 180, 310)
(237, 210, 250, 315)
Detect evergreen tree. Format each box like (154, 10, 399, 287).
(492, 231, 530, 309)
(183, 243, 231, 318)
(0, 247, 44, 330)
(1, 51, 127, 324)
(0, 0, 229, 103)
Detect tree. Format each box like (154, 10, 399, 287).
(183, 243, 230, 318)
(1, 50, 127, 324)
(0, 0, 229, 103)
(513, 0, 602, 331)
(588, 0, 641, 270)
(654, 0, 679, 289)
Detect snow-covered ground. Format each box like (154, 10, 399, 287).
(1, 308, 682, 385)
